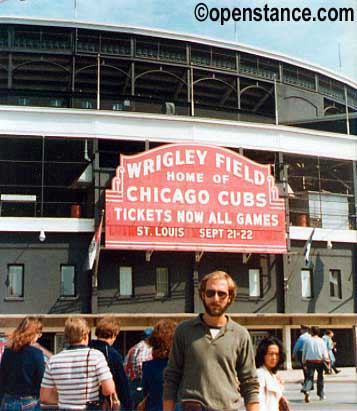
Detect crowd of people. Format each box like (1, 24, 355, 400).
(0, 270, 342, 411)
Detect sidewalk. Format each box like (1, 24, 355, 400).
(280, 367, 357, 383)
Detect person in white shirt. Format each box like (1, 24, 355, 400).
(255, 336, 289, 411)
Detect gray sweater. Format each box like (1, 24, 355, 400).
(163, 315, 259, 410)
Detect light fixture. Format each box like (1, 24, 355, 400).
(327, 240, 333, 250)
(39, 230, 46, 242)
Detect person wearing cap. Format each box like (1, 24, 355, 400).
(124, 327, 153, 408)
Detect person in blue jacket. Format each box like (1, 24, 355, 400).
(0, 316, 45, 411)
(138, 319, 177, 411)
(90, 316, 132, 411)
(293, 324, 311, 385)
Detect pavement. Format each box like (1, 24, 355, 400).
(280, 367, 357, 383)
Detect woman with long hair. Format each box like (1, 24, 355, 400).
(255, 336, 289, 411)
(138, 320, 177, 411)
(0, 316, 45, 411)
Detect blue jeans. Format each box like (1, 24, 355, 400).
(303, 362, 325, 397)
(0, 394, 40, 411)
(297, 351, 308, 383)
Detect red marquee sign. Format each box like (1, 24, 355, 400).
(105, 144, 287, 253)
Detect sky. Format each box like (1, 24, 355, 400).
(1, 0, 356, 81)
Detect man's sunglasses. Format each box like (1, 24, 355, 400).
(205, 289, 228, 299)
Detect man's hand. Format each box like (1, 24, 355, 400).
(246, 401, 259, 411)
(163, 399, 176, 411)
(40, 386, 58, 405)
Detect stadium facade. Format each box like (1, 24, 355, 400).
(0, 17, 356, 363)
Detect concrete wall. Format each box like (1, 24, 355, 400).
(0, 232, 90, 314)
(196, 253, 281, 314)
(0, 233, 354, 316)
(97, 250, 281, 314)
(98, 250, 193, 313)
(278, 83, 324, 122)
(284, 241, 355, 313)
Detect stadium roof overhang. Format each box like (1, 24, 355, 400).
(0, 106, 356, 161)
(284, 112, 357, 136)
(0, 15, 356, 90)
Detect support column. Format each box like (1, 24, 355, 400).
(282, 325, 292, 370)
(90, 139, 100, 314)
(352, 160, 357, 230)
(90, 326, 96, 341)
(344, 86, 350, 135)
(190, 66, 195, 117)
(8, 53, 12, 89)
(352, 325, 357, 371)
(96, 53, 101, 110)
(192, 252, 204, 313)
(131, 62, 135, 96)
(353, 162, 357, 313)
(279, 152, 290, 313)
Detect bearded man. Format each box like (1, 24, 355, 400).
(163, 271, 259, 411)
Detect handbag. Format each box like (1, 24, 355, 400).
(85, 349, 103, 410)
(85, 348, 120, 411)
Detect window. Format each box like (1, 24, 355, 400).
(7, 264, 24, 298)
(301, 269, 313, 298)
(249, 269, 261, 297)
(156, 267, 169, 297)
(330, 269, 342, 299)
(119, 266, 133, 296)
(0, 136, 93, 219)
(60, 265, 76, 297)
(309, 192, 349, 230)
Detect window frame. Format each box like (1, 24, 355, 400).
(248, 268, 262, 298)
(301, 268, 313, 299)
(329, 269, 342, 299)
(155, 266, 170, 298)
(119, 265, 133, 297)
(6, 264, 24, 299)
(60, 264, 77, 298)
